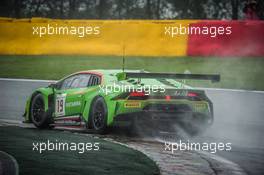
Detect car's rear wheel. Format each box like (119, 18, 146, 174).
(89, 96, 108, 134)
(30, 93, 50, 129)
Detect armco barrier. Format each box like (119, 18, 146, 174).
(0, 18, 194, 56)
(187, 20, 264, 57)
(0, 18, 263, 57)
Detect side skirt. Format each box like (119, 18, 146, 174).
(51, 115, 86, 131)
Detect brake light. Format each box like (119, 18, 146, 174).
(187, 92, 198, 97)
(130, 91, 146, 97)
(165, 95, 171, 101)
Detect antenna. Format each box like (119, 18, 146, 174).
(122, 45, 125, 72)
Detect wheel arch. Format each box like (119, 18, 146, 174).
(82, 93, 116, 126)
(24, 88, 53, 122)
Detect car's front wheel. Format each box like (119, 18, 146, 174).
(89, 96, 108, 134)
(30, 93, 50, 129)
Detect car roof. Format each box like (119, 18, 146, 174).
(61, 69, 143, 83)
(62, 69, 191, 89)
(78, 69, 145, 75)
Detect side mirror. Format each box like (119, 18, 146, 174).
(48, 83, 57, 89)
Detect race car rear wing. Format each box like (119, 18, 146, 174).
(118, 72, 220, 83)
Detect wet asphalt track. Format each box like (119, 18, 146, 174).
(0, 79, 264, 175)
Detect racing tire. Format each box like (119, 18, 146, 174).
(89, 96, 108, 134)
(30, 93, 51, 129)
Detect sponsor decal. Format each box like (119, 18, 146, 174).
(174, 90, 188, 96)
(194, 103, 207, 111)
(66, 101, 81, 107)
(124, 101, 141, 108)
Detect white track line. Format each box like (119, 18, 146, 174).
(198, 87, 264, 93)
(0, 78, 55, 83)
(0, 119, 23, 124)
(0, 78, 263, 93)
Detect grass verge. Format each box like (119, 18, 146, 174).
(0, 55, 263, 90)
(0, 126, 159, 175)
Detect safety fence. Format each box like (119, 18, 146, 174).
(0, 18, 263, 57)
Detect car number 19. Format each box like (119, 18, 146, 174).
(55, 94, 66, 117)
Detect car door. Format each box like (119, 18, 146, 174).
(54, 74, 91, 118)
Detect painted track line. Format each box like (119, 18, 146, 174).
(198, 87, 264, 94)
(0, 78, 55, 83)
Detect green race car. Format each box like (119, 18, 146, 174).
(23, 69, 220, 134)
